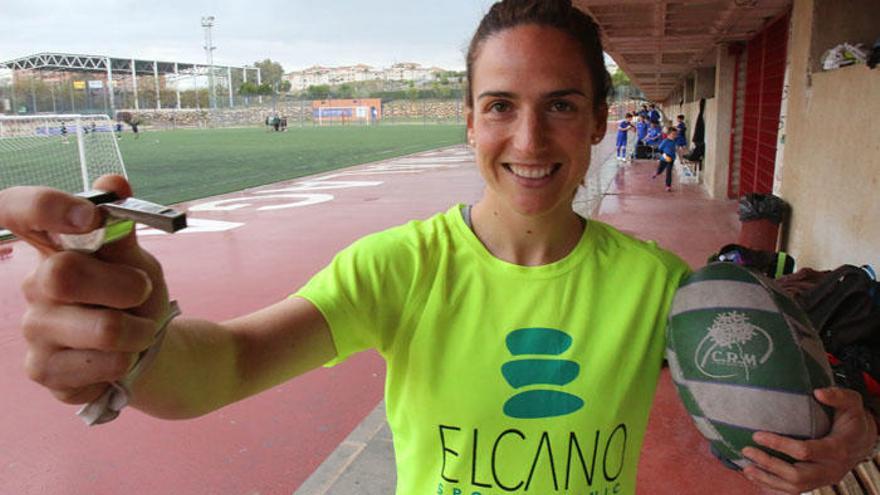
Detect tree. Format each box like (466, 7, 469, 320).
(611, 68, 631, 87)
(257, 83, 274, 96)
(334, 83, 354, 99)
(238, 82, 274, 96)
(238, 81, 260, 96)
(252, 59, 285, 89)
(305, 84, 331, 100)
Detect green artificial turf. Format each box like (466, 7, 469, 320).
(118, 124, 465, 205)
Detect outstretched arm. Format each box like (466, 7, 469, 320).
(4, 175, 336, 421)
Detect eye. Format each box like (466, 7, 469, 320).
(549, 100, 576, 112)
(487, 101, 511, 113)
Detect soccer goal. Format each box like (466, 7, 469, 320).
(0, 114, 127, 194)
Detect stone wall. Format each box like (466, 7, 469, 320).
(120, 99, 466, 128)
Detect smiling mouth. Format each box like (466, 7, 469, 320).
(504, 163, 562, 180)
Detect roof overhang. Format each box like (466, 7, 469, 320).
(575, 0, 791, 101)
(0, 52, 246, 76)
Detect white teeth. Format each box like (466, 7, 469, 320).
(509, 164, 555, 179)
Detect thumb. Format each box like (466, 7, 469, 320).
(91, 175, 169, 320)
(814, 387, 862, 412)
(91, 174, 140, 252)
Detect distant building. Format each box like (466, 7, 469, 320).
(286, 62, 446, 91)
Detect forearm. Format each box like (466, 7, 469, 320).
(127, 297, 336, 420)
(128, 317, 241, 420)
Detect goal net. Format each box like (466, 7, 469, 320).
(0, 114, 127, 194)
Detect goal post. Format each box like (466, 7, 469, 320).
(0, 114, 128, 194)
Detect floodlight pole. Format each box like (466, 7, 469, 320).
(201, 16, 217, 109)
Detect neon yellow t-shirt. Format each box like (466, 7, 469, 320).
(296, 205, 690, 495)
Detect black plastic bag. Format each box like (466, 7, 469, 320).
(738, 193, 789, 224)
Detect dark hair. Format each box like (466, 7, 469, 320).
(666, 126, 678, 134)
(465, 0, 611, 113)
(625, 112, 633, 118)
(677, 114, 685, 120)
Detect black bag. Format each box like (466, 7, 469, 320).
(707, 243, 795, 279)
(684, 142, 705, 162)
(777, 265, 880, 415)
(635, 144, 653, 159)
(787, 265, 880, 353)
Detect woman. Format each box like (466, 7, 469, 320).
(0, 1, 874, 494)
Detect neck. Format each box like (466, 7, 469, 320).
(470, 195, 584, 266)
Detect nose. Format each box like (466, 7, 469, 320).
(512, 107, 548, 155)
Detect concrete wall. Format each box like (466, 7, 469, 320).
(695, 68, 715, 100)
(779, 0, 880, 269)
(123, 99, 466, 128)
(702, 45, 737, 199)
(809, 0, 879, 73)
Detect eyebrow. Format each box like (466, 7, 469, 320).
(476, 88, 588, 100)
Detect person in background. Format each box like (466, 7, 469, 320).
(636, 114, 649, 145)
(644, 120, 663, 151)
(652, 126, 679, 192)
(675, 114, 688, 156)
(616, 112, 635, 161)
(129, 116, 140, 139)
(649, 103, 661, 124)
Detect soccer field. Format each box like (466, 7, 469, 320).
(117, 125, 466, 205)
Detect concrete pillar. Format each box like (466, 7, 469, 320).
(105, 57, 115, 114)
(174, 63, 181, 110)
(705, 44, 737, 199)
(131, 59, 139, 111)
(154, 60, 161, 110)
(684, 76, 694, 104)
(695, 67, 715, 99)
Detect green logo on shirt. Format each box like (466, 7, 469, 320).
(502, 328, 584, 418)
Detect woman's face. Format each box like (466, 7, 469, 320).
(467, 24, 607, 218)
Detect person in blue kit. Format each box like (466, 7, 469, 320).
(644, 120, 663, 159)
(649, 103, 661, 124)
(616, 112, 635, 161)
(652, 126, 679, 192)
(636, 114, 649, 145)
(675, 114, 688, 156)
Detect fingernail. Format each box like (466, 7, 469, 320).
(140, 271, 153, 301)
(67, 204, 94, 229)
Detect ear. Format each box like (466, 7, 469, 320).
(591, 104, 609, 144)
(466, 108, 475, 146)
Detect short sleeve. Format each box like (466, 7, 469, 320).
(295, 232, 411, 366)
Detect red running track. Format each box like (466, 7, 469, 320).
(0, 146, 483, 494)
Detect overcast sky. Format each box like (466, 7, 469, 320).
(1, 0, 498, 72)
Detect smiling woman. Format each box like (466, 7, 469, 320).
(0, 1, 875, 495)
(467, 25, 605, 245)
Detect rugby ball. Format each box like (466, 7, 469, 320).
(665, 262, 834, 469)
